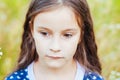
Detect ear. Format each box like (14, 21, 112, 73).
(29, 20, 34, 37)
(78, 31, 82, 44)
(78, 38, 81, 44)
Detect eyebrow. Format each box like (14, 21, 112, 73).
(37, 27, 51, 31)
(37, 26, 78, 32)
(63, 29, 78, 32)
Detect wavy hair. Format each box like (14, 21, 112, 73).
(17, 0, 101, 74)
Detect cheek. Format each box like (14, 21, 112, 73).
(33, 34, 48, 55)
(62, 37, 80, 57)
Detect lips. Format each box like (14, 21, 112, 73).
(46, 55, 64, 59)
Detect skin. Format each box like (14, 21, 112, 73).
(32, 6, 81, 80)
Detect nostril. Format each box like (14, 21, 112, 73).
(50, 49, 61, 53)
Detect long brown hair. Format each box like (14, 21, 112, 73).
(18, 0, 101, 74)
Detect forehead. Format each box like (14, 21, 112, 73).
(33, 6, 80, 30)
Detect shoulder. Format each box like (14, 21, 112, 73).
(5, 68, 29, 80)
(84, 71, 104, 80)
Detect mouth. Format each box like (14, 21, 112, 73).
(46, 55, 64, 59)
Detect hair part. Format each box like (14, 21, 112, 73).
(17, 0, 101, 74)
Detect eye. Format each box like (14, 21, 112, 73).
(40, 31, 49, 36)
(63, 33, 73, 38)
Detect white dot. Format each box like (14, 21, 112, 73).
(23, 79, 26, 80)
(10, 76, 14, 79)
(20, 73, 24, 75)
(17, 76, 21, 79)
(88, 72, 92, 74)
(26, 75, 29, 78)
(99, 75, 103, 79)
(87, 78, 89, 80)
(92, 76, 97, 79)
(14, 72, 18, 74)
(25, 69, 28, 72)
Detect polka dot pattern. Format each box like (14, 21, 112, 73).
(83, 71, 104, 80)
(5, 68, 29, 80)
(5, 68, 104, 80)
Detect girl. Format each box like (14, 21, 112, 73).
(5, 0, 104, 80)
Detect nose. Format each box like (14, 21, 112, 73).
(49, 36, 61, 53)
(50, 49, 61, 53)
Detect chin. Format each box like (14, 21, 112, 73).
(46, 60, 66, 69)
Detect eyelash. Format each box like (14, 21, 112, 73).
(40, 31, 49, 36)
(63, 33, 73, 38)
(39, 31, 73, 38)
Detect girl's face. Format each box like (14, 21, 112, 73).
(32, 6, 81, 68)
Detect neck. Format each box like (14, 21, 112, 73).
(33, 59, 77, 80)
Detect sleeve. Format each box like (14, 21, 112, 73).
(84, 71, 104, 80)
(5, 68, 29, 80)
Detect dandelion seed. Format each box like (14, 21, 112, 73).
(0, 52, 3, 56)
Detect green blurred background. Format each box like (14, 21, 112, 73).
(0, 0, 120, 80)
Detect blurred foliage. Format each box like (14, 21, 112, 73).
(0, 0, 29, 79)
(88, 0, 120, 80)
(0, 0, 120, 80)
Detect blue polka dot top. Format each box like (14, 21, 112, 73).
(5, 62, 104, 80)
